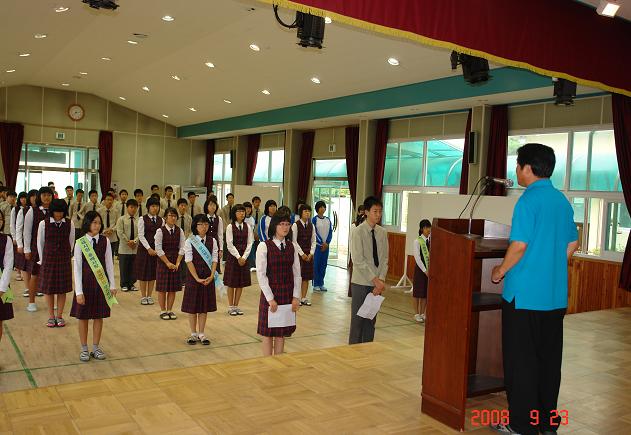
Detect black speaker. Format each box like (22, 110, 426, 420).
(468, 131, 477, 164)
(229, 150, 235, 168)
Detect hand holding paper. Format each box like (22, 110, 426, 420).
(357, 293, 385, 320)
(268, 304, 296, 328)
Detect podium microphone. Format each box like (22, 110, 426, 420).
(487, 177, 514, 187)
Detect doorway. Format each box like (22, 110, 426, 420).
(312, 180, 352, 269)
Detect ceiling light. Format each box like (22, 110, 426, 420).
(101, 57, 111, 61)
(18, 53, 30, 57)
(387, 57, 400, 66)
(118, 96, 126, 100)
(55, 6, 69, 13)
(5, 69, 16, 73)
(249, 44, 260, 51)
(61, 83, 70, 87)
(34, 33, 47, 39)
(188, 107, 197, 112)
(261, 89, 271, 95)
(205, 62, 215, 68)
(141, 86, 150, 92)
(162, 114, 169, 118)
(324, 16, 332, 24)
(596, 0, 620, 17)
(79, 71, 88, 75)
(127, 40, 139, 45)
(310, 77, 320, 84)
(171, 75, 181, 81)
(223, 99, 232, 104)
(161, 15, 174, 22)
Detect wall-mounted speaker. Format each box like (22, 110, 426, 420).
(468, 131, 477, 164)
(230, 150, 235, 168)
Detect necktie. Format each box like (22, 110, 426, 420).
(152, 216, 156, 225)
(280, 242, 285, 252)
(92, 203, 96, 211)
(180, 215, 184, 229)
(139, 204, 142, 216)
(121, 203, 125, 215)
(238, 224, 242, 231)
(170, 228, 174, 236)
(43, 209, 49, 218)
(255, 210, 259, 224)
(106, 210, 110, 228)
(130, 217, 135, 239)
(56, 222, 61, 228)
(92, 237, 97, 249)
(168, 199, 171, 208)
(190, 204, 194, 215)
(371, 229, 379, 268)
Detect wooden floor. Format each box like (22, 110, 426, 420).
(1, 263, 631, 433)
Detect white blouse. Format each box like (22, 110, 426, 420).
(23, 206, 49, 253)
(184, 235, 218, 263)
(37, 218, 76, 265)
(73, 234, 116, 296)
(413, 234, 430, 274)
(291, 220, 316, 256)
(255, 237, 301, 302)
(206, 214, 224, 249)
(226, 222, 254, 259)
(0, 237, 14, 292)
(138, 214, 162, 250)
(154, 224, 186, 257)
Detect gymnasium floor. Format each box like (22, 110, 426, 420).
(1, 263, 630, 433)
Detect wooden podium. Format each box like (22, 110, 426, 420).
(421, 218, 510, 431)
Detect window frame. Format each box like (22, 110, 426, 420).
(212, 152, 232, 207)
(252, 148, 285, 184)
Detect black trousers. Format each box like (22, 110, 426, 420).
(119, 254, 136, 289)
(502, 299, 566, 434)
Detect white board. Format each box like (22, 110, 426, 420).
(404, 193, 519, 255)
(232, 185, 281, 208)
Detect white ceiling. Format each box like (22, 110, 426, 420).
(577, 0, 631, 20)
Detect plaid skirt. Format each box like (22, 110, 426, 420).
(134, 245, 157, 281)
(14, 251, 26, 271)
(181, 277, 216, 314)
(0, 299, 14, 321)
(257, 289, 296, 338)
(299, 256, 314, 281)
(223, 256, 251, 288)
(155, 261, 182, 292)
(39, 260, 73, 295)
(70, 286, 111, 319)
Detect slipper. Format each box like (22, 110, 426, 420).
(198, 335, 210, 345)
(46, 318, 56, 328)
(56, 317, 66, 327)
(159, 312, 170, 320)
(168, 312, 177, 320)
(186, 336, 197, 345)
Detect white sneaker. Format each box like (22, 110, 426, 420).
(414, 314, 423, 322)
(121, 287, 129, 292)
(147, 297, 155, 305)
(27, 303, 37, 312)
(312, 286, 321, 292)
(36, 292, 44, 297)
(320, 286, 328, 292)
(22, 290, 29, 297)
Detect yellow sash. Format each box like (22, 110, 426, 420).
(78, 236, 118, 308)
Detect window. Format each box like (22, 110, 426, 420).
(212, 152, 232, 207)
(17, 144, 99, 194)
(253, 150, 284, 183)
(382, 138, 464, 230)
(507, 128, 626, 260)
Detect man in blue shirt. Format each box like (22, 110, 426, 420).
(491, 143, 579, 435)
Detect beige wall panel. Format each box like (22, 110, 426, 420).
(43, 88, 75, 128)
(443, 112, 469, 136)
(215, 137, 234, 152)
(135, 135, 164, 193)
(108, 102, 137, 133)
(165, 123, 177, 137)
(41, 127, 74, 146)
(164, 137, 191, 188)
(0, 87, 6, 120)
(138, 113, 165, 136)
(545, 98, 601, 128)
(76, 92, 107, 130)
(7, 85, 42, 125)
(409, 115, 443, 137)
(260, 133, 283, 150)
(313, 127, 345, 158)
(602, 96, 612, 124)
(23, 124, 42, 143)
(111, 132, 136, 192)
(190, 140, 206, 187)
(75, 129, 99, 148)
(508, 104, 544, 131)
(388, 119, 409, 140)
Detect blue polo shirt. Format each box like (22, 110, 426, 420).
(503, 179, 578, 310)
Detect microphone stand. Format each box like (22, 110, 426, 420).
(466, 177, 492, 239)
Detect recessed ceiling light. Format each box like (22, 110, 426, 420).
(162, 114, 169, 118)
(34, 33, 47, 39)
(127, 40, 139, 45)
(387, 57, 400, 66)
(101, 57, 111, 61)
(597, 0, 620, 17)
(171, 75, 181, 81)
(205, 62, 215, 68)
(249, 44, 260, 52)
(261, 89, 270, 95)
(119, 96, 126, 100)
(161, 15, 174, 22)
(18, 53, 30, 57)
(324, 16, 332, 24)
(54, 6, 69, 13)
(79, 71, 88, 75)
(188, 107, 197, 112)
(5, 69, 16, 73)
(223, 99, 232, 104)
(61, 83, 70, 87)
(310, 77, 321, 84)
(141, 86, 150, 92)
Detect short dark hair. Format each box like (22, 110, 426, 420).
(88, 189, 98, 197)
(37, 187, 54, 206)
(252, 196, 261, 202)
(81, 211, 103, 236)
(230, 204, 246, 221)
(314, 201, 326, 213)
(7, 191, 17, 197)
(18, 192, 28, 204)
(177, 198, 188, 206)
(516, 143, 556, 178)
(105, 193, 114, 199)
(419, 219, 432, 236)
(126, 199, 139, 208)
(357, 205, 366, 213)
(277, 205, 292, 219)
(65, 185, 74, 190)
(76, 188, 84, 194)
(165, 186, 173, 192)
(298, 204, 312, 219)
(50, 198, 68, 214)
(268, 213, 291, 239)
(295, 199, 306, 213)
(0, 187, 7, 194)
(27, 189, 38, 204)
(134, 189, 143, 196)
(47, 181, 55, 187)
(119, 189, 128, 195)
(264, 199, 277, 216)
(191, 213, 210, 236)
(187, 191, 196, 198)
(226, 193, 234, 199)
(151, 184, 159, 190)
(163, 207, 178, 218)
(363, 196, 383, 211)
(146, 197, 160, 209)
(204, 196, 219, 215)
(107, 188, 115, 194)
(243, 201, 252, 210)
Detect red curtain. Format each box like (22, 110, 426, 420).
(345, 126, 360, 208)
(373, 119, 389, 200)
(277, 0, 630, 96)
(297, 131, 314, 205)
(612, 94, 631, 291)
(459, 109, 472, 195)
(0, 122, 24, 190)
(204, 139, 215, 192)
(485, 105, 508, 196)
(245, 134, 260, 186)
(98, 131, 113, 195)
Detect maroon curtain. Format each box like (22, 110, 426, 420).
(485, 105, 508, 196)
(282, 0, 630, 96)
(0, 122, 24, 190)
(204, 139, 215, 192)
(612, 93, 631, 290)
(373, 119, 389, 200)
(246, 134, 260, 186)
(297, 131, 314, 204)
(98, 131, 113, 195)
(345, 126, 360, 208)
(459, 109, 472, 194)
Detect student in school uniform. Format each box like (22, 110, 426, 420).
(182, 214, 217, 345)
(78, 189, 100, 221)
(118, 189, 129, 217)
(155, 207, 185, 320)
(187, 191, 203, 217)
(3, 191, 17, 235)
(412, 220, 432, 323)
(23, 186, 54, 312)
(98, 193, 120, 259)
(218, 193, 235, 227)
(37, 199, 75, 328)
(71, 211, 117, 362)
(244, 202, 255, 229)
(257, 199, 277, 243)
(70, 189, 84, 239)
(249, 196, 262, 270)
(292, 204, 316, 306)
(176, 198, 193, 287)
(16, 190, 37, 293)
(204, 196, 224, 273)
(151, 184, 160, 196)
(135, 197, 163, 305)
(116, 199, 139, 292)
(160, 186, 176, 216)
(0, 217, 15, 349)
(12, 192, 28, 281)
(349, 196, 389, 345)
(225, 204, 253, 316)
(133, 189, 144, 218)
(256, 213, 301, 356)
(0, 187, 11, 231)
(348, 208, 367, 297)
(312, 201, 332, 292)
(63, 186, 74, 219)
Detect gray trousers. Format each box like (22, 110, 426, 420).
(349, 284, 377, 344)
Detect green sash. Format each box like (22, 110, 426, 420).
(418, 236, 430, 270)
(0, 269, 13, 304)
(78, 236, 118, 308)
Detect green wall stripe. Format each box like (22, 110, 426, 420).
(178, 67, 553, 138)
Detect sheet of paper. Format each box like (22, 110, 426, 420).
(268, 304, 296, 328)
(357, 293, 385, 320)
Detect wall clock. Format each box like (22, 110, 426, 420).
(67, 104, 85, 121)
